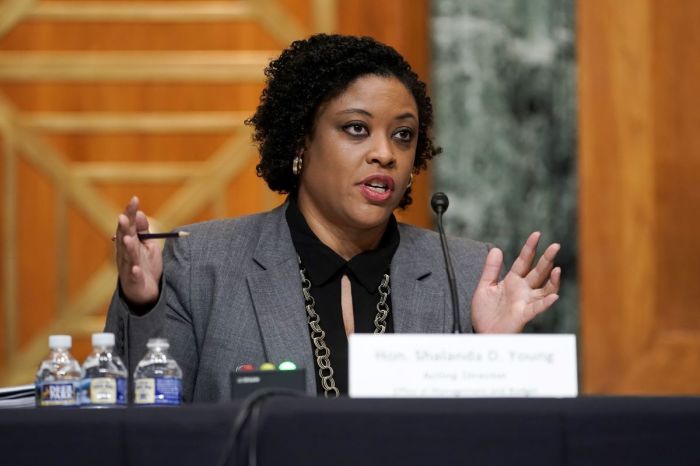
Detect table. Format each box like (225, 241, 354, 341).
(1, 397, 698, 466)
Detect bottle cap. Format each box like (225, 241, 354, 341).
(146, 338, 169, 350)
(92, 332, 115, 347)
(278, 361, 297, 371)
(259, 362, 276, 371)
(48, 335, 72, 349)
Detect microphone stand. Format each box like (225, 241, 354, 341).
(431, 192, 462, 334)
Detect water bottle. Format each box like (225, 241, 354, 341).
(80, 332, 127, 407)
(133, 338, 183, 406)
(35, 335, 81, 407)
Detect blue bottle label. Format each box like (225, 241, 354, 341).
(134, 377, 181, 405)
(80, 377, 127, 406)
(36, 381, 79, 407)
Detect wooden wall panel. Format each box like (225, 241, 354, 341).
(654, 2, 700, 334)
(0, 134, 12, 376)
(579, 0, 700, 394)
(0, 0, 432, 384)
(17, 157, 57, 347)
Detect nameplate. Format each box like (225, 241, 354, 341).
(348, 334, 577, 398)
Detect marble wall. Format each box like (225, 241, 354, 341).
(431, 0, 577, 333)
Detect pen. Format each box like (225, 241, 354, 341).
(111, 231, 190, 241)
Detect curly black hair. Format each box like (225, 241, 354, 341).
(246, 33, 441, 208)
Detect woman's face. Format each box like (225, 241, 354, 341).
(297, 74, 418, 234)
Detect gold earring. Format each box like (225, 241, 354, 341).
(292, 155, 303, 176)
(407, 173, 414, 189)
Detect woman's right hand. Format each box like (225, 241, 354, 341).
(115, 196, 163, 307)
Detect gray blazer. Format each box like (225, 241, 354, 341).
(105, 204, 489, 401)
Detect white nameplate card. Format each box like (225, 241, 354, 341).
(349, 334, 577, 398)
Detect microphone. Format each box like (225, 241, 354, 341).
(430, 192, 462, 334)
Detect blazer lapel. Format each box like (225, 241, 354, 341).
(246, 205, 317, 393)
(244, 209, 449, 394)
(391, 233, 447, 333)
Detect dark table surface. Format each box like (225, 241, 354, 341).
(1, 396, 699, 466)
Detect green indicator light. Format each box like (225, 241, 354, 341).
(278, 361, 297, 371)
(259, 362, 276, 371)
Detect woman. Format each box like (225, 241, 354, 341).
(106, 34, 560, 400)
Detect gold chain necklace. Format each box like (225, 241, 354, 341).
(297, 257, 390, 397)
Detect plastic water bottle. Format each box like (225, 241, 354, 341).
(35, 335, 81, 407)
(80, 332, 127, 407)
(133, 338, 183, 406)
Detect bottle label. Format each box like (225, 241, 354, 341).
(37, 381, 79, 407)
(134, 377, 181, 405)
(81, 377, 127, 405)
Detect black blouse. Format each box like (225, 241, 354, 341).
(285, 200, 400, 395)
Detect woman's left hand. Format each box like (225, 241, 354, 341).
(471, 232, 561, 333)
